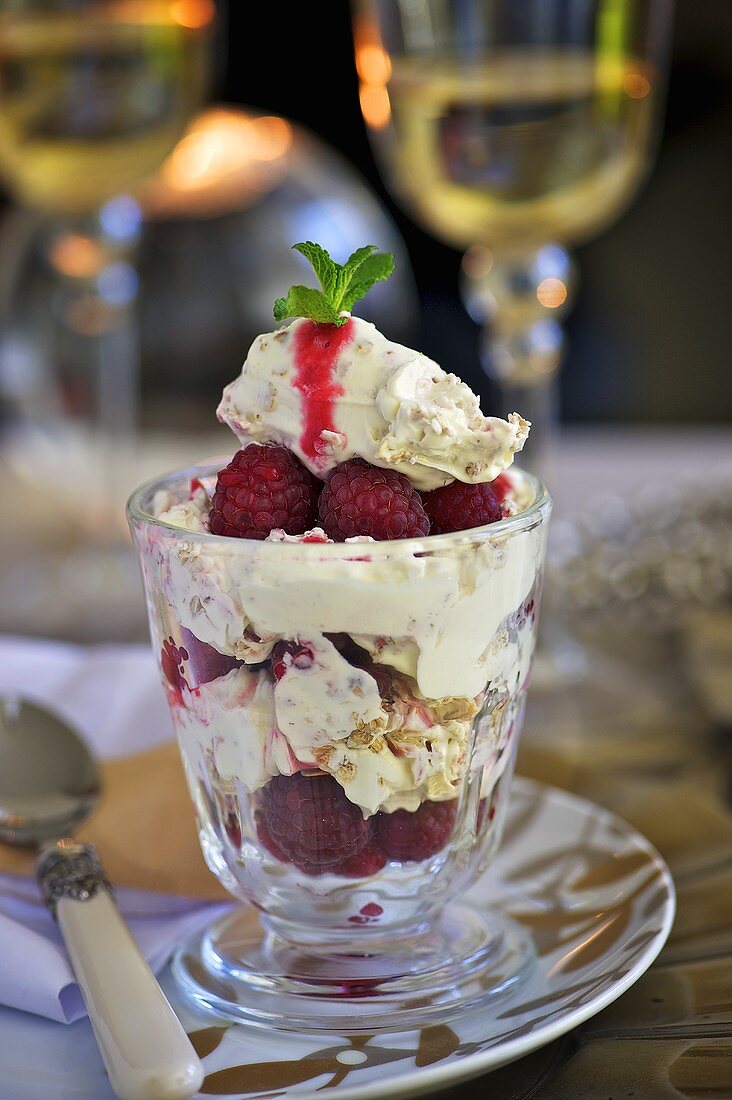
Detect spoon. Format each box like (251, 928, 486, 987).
(0, 697, 204, 1100)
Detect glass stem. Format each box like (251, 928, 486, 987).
(460, 244, 576, 480)
(46, 203, 142, 539)
(497, 373, 558, 486)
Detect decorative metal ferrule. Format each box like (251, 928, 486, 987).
(36, 841, 113, 918)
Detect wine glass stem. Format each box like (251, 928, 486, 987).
(461, 244, 576, 481)
(496, 373, 558, 485)
(47, 208, 141, 537)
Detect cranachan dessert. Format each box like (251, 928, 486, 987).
(131, 243, 548, 941)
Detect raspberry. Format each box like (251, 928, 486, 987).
(334, 841, 387, 878)
(161, 637, 188, 699)
(179, 627, 242, 686)
(256, 816, 288, 861)
(261, 773, 373, 871)
(375, 800, 457, 861)
(490, 473, 512, 504)
(318, 458, 430, 541)
(270, 639, 314, 681)
(423, 481, 504, 535)
(209, 444, 319, 540)
(343, 644, 395, 699)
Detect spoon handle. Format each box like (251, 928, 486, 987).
(38, 843, 204, 1100)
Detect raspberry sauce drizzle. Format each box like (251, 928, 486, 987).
(292, 319, 352, 469)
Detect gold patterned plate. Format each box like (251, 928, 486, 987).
(0, 778, 674, 1100)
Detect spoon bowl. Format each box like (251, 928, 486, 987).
(0, 698, 100, 846)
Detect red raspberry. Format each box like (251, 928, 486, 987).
(318, 458, 430, 541)
(375, 800, 457, 861)
(261, 772, 373, 871)
(179, 627, 242, 686)
(209, 444, 319, 540)
(334, 841, 387, 878)
(343, 645, 395, 699)
(270, 639, 315, 681)
(423, 481, 504, 535)
(161, 637, 188, 699)
(490, 473, 512, 504)
(256, 816, 288, 861)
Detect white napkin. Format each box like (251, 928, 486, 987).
(0, 636, 231, 1023)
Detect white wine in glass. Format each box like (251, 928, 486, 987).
(381, 52, 657, 251)
(354, 2, 673, 472)
(0, 0, 214, 534)
(0, 1, 212, 213)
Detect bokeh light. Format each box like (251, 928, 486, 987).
(623, 72, 652, 99)
(355, 21, 392, 130)
(536, 277, 569, 309)
(48, 234, 106, 279)
(170, 0, 215, 29)
(146, 107, 294, 217)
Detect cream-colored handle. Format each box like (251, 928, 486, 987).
(57, 891, 204, 1100)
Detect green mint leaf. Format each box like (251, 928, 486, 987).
(292, 241, 337, 298)
(332, 245, 377, 309)
(274, 241, 395, 324)
(273, 286, 344, 325)
(339, 251, 396, 312)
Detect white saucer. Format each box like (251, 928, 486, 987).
(0, 778, 674, 1099)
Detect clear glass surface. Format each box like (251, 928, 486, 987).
(352, 0, 673, 471)
(128, 462, 551, 1030)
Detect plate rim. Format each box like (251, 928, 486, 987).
(246, 776, 676, 1100)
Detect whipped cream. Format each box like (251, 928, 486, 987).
(153, 485, 210, 533)
(152, 507, 542, 696)
(169, 632, 478, 817)
(175, 666, 295, 791)
(217, 316, 528, 490)
(273, 635, 385, 758)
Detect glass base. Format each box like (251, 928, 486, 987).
(172, 902, 535, 1033)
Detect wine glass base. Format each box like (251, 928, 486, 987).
(172, 903, 535, 1033)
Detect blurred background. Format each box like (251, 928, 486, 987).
(0, 0, 729, 651)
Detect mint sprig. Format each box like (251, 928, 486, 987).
(274, 242, 395, 326)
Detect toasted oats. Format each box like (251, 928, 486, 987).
(313, 745, 336, 767)
(336, 761, 356, 783)
(427, 774, 458, 800)
(427, 695, 479, 722)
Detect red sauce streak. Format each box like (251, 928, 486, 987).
(292, 319, 353, 469)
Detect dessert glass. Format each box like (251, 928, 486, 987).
(128, 462, 550, 1031)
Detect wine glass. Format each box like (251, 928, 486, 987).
(0, 0, 215, 530)
(352, 0, 673, 474)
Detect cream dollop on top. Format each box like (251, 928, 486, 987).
(217, 316, 529, 491)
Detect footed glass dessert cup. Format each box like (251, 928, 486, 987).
(128, 462, 550, 1031)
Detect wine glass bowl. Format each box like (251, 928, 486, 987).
(0, 0, 214, 214)
(353, 0, 673, 467)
